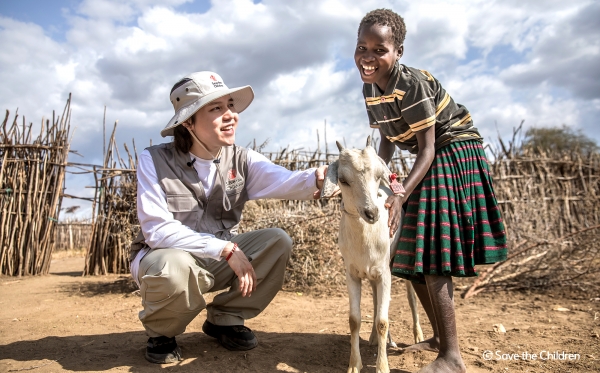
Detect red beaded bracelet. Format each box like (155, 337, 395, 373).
(225, 243, 238, 261)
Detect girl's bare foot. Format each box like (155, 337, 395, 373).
(417, 354, 466, 373)
(403, 336, 439, 353)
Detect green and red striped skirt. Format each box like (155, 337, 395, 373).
(391, 140, 507, 283)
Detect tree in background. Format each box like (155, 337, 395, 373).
(521, 125, 598, 156)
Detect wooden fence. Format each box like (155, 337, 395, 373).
(83, 122, 138, 275)
(463, 148, 600, 298)
(0, 97, 72, 276)
(2, 106, 598, 298)
(54, 222, 93, 251)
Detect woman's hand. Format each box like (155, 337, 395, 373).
(313, 165, 340, 199)
(384, 194, 404, 238)
(222, 243, 256, 297)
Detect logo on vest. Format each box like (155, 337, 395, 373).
(210, 75, 224, 88)
(226, 169, 244, 191)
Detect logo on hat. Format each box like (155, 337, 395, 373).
(228, 169, 237, 180)
(209, 74, 224, 88)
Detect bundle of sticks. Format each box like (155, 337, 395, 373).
(0, 96, 72, 276)
(83, 121, 138, 275)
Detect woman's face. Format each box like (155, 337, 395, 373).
(186, 95, 239, 154)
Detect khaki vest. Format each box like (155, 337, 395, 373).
(130, 143, 249, 260)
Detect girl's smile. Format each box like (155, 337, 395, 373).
(354, 24, 403, 90)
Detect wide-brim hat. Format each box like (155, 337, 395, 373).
(161, 71, 254, 137)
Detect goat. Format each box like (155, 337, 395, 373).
(321, 137, 423, 373)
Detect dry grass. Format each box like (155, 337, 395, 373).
(239, 199, 344, 294)
(51, 248, 87, 259)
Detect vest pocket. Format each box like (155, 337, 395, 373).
(166, 194, 199, 229)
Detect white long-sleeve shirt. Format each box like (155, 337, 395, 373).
(131, 146, 318, 281)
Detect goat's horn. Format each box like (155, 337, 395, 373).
(336, 141, 344, 151)
(366, 136, 372, 147)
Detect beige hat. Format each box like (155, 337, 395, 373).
(161, 71, 254, 137)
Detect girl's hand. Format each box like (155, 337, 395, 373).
(384, 194, 404, 237)
(222, 243, 257, 297)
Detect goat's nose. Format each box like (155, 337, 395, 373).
(364, 207, 379, 223)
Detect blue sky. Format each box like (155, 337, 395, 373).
(1, 0, 599, 219)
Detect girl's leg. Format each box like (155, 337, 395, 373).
(404, 282, 440, 352)
(418, 275, 466, 373)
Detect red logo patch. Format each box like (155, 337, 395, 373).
(210, 75, 217, 81)
(228, 169, 237, 180)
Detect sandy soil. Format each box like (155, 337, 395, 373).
(0, 257, 598, 373)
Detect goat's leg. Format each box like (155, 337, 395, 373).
(369, 279, 397, 348)
(406, 281, 424, 343)
(373, 271, 391, 373)
(369, 280, 378, 346)
(346, 271, 362, 373)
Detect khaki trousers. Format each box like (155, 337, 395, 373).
(136, 228, 292, 338)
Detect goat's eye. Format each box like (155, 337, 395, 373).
(339, 178, 348, 185)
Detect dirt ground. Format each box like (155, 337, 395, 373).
(0, 256, 598, 373)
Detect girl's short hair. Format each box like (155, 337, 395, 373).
(358, 9, 407, 50)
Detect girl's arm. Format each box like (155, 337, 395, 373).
(401, 125, 436, 197)
(383, 125, 436, 237)
(377, 130, 396, 164)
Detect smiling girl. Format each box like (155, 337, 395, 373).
(355, 9, 507, 373)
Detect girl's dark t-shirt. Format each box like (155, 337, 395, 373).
(363, 63, 482, 154)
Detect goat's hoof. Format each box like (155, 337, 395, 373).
(388, 341, 397, 348)
(368, 335, 377, 346)
(347, 364, 362, 373)
(375, 363, 390, 373)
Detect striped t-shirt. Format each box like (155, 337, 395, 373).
(363, 63, 482, 154)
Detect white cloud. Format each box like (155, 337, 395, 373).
(1, 0, 599, 218)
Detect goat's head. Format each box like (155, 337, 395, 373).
(321, 136, 392, 224)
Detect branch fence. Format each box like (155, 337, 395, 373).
(0, 96, 72, 275)
(1, 102, 598, 298)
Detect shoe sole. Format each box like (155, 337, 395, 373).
(203, 322, 258, 351)
(217, 335, 258, 351)
(145, 346, 183, 364)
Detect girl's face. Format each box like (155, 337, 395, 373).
(185, 95, 239, 155)
(354, 23, 403, 90)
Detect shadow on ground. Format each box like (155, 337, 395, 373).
(60, 276, 139, 297)
(0, 331, 412, 373)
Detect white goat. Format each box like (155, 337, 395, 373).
(321, 138, 423, 373)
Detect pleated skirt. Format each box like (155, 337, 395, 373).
(391, 140, 507, 283)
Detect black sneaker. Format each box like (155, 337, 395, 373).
(145, 336, 182, 364)
(202, 320, 258, 351)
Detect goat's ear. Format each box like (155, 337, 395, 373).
(377, 156, 392, 184)
(320, 160, 339, 198)
(366, 136, 372, 148)
(336, 141, 344, 152)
